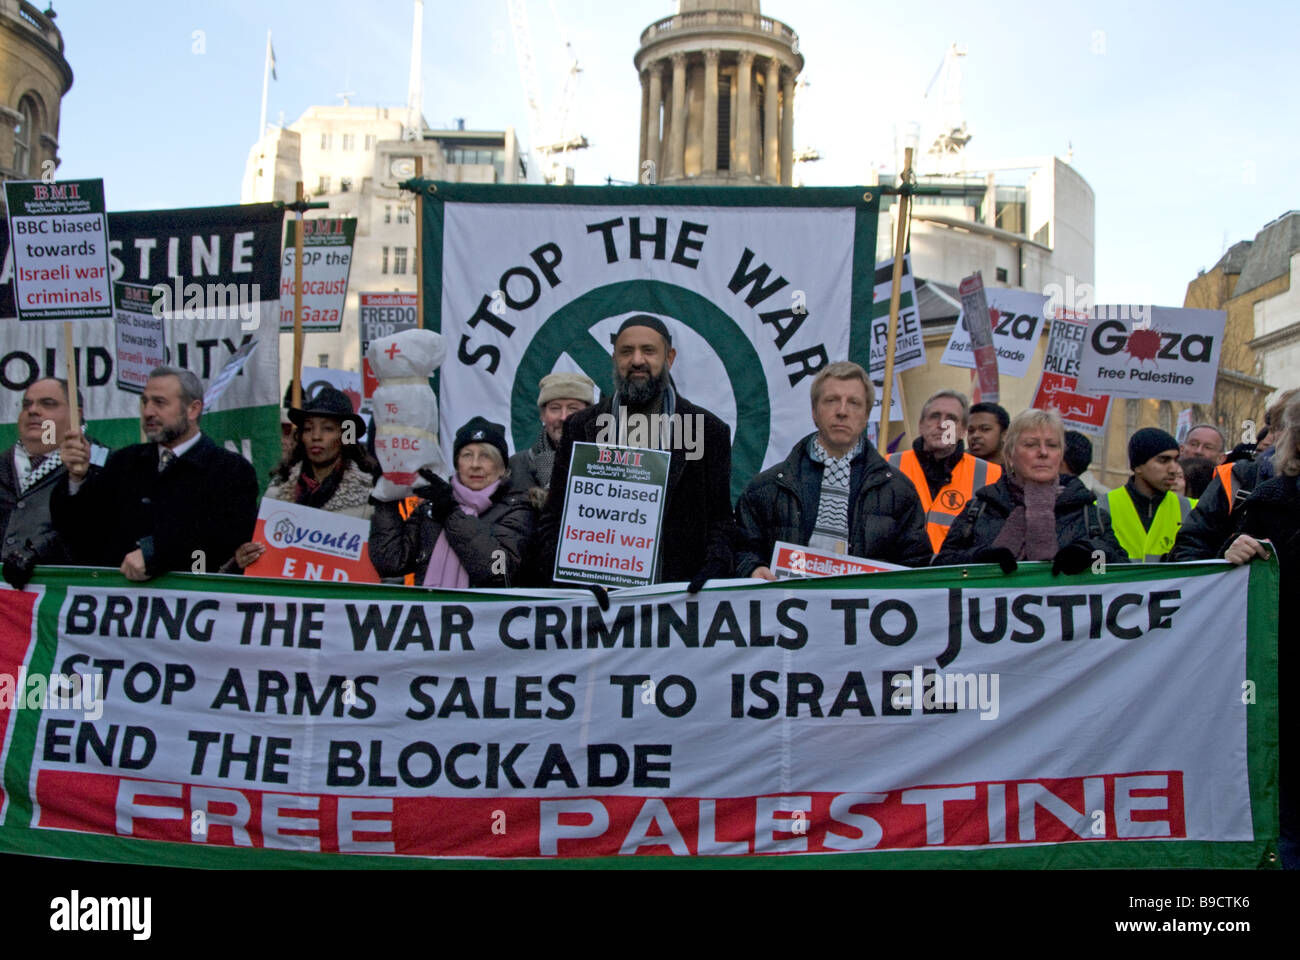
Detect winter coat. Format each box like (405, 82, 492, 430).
(368, 481, 534, 587)
(1, 442, 106, 566)
(50, 433, 258, 577)
(933, 473, 1128, 567)
(734, 434, 932, 574)
(266, 460, 375, 519)
(537, 392, 737, 585)
(1169, 458, 1267, 561)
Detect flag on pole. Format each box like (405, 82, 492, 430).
(269, 39, 278, 80)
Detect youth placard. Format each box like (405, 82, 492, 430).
(244, 499, 380, 583)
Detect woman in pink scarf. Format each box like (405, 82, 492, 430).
(933, 408, 1126, 573)
(369, 417, 534, 588)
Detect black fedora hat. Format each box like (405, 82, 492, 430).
(288, 386, 367, 441)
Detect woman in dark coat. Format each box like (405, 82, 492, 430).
(369, 417, 533, 588)
(934, 408, 1127, 572)
(1224, 393, 1300, 869)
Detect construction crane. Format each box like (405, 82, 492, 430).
(920, 42, 970, 174)
(507, 0, 590, 184)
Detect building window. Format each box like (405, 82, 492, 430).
(13, 95, 37, 175)
(317, 175, 331, 194)
(340, 177, 353, 192)
(393, 247, 408, 275)
(318, 354, 330, 368)
(320, 133, 332, 150)
(384, 205, 392, 224)
(341, 134, 355, 151)
(381, 246, 389, 274)
(396, 206, 410, 225)
(716, 76, 731, 171)
(364, 135, 376, 151)
(995, 267, 1008, 283)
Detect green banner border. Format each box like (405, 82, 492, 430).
(0, 559, 1279, 869)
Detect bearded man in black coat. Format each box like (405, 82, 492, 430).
(537, 316, 736, 592)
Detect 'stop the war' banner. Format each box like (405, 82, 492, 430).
(417, 183, 880, 501)
(0, 560, 1279, 869)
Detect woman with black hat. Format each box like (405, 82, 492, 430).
(227, 386, 377, 570)
(368, 416, 533, 588)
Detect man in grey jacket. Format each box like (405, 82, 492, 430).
(1, 378, 106, 589)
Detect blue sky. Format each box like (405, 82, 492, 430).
(53, 0, 1297, 306)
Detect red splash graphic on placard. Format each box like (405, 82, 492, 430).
(1125, 328, 1161, 365)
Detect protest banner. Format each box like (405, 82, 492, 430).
(243, 500, 380, 583)
(0, 204, 285, 484)
(416, 183, 880, 500)
(941, 288, 1049, 379)
(0, 559, 1278, 868)
(871, 254, 925, 376)
(297, 366, 371, 445)
(202, 341, 260, 412)
(1075, 306, 1227, 404)
(554, 442, 670, 587)
(278, 218, 355, 334)
(3, 179, 112, 322)
(769, 541, 907, 578)
(956, 272, 999, 403)
(1030, 308, 1111, 435)
(359, 292, 419, 401)
(113, 282, 166, 394)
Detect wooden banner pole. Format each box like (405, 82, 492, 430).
(291, 180, 305, 409)
(62, 320, 80, 436)
(877, 146, 913, 455)
(414, 156, 424, 330)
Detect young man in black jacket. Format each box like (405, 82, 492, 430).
(734, 361, 931, 577)
(51, 366, 258, 581)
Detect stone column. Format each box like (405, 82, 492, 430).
(646, 63, 663, 180)
(703, 49, 719, 175)
(780, 68, 795, 185)
(639, 69, 650, 166)
(764, 57, 780, 181)
(668, 53, 688, 179)
(735, 51, 754, 176)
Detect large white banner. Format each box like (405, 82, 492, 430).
(433, 190, 878, 500)
(1, 561, 1271, 864)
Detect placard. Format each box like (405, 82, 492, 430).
(870, 254, 926, 376)
(1075, 307, 1226, 404)
(3, 178, 113, 321)
(554, 441, 670, 587)
(941, 288, 1049, 379)
(279, 217, 356, 333)
(956, 272, 999, 402)
(244, 498, 380, 582)
(1030, 308, 1112, 435)
(359, 292, 419, 401)
(770, 540, 908, 578)
(113, 282, 166, 394)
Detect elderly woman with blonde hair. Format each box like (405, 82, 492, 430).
(934, 407, 1126, 573)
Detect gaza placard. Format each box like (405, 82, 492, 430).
(1075, 307, 1226, 404)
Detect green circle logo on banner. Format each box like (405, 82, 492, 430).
(511, 280, 770, 501)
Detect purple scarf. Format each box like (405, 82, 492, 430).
(422, 475, 501, 588)
(992, 477, 1061, 561)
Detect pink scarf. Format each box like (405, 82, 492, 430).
(422, 476, 501, 588)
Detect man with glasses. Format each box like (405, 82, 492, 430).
(1, 379, 107, 589)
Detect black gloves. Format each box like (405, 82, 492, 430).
(1052, 541, 1095, 576)
(973, 547, 1018, 574)
(687, 549, 734, 594)
(2, 543, 37, 591)
(414, 469, 457, 523)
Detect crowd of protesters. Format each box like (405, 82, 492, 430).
(2, 318, 1295, 866)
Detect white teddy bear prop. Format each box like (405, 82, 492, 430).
(366, 328, 448, 501)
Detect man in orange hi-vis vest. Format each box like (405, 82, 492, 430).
(888, 389, 1001, 552)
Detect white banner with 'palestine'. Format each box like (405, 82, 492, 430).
(0, 559, 1278, 867)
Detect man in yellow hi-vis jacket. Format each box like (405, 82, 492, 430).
(1101, 427, 1193, 562)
